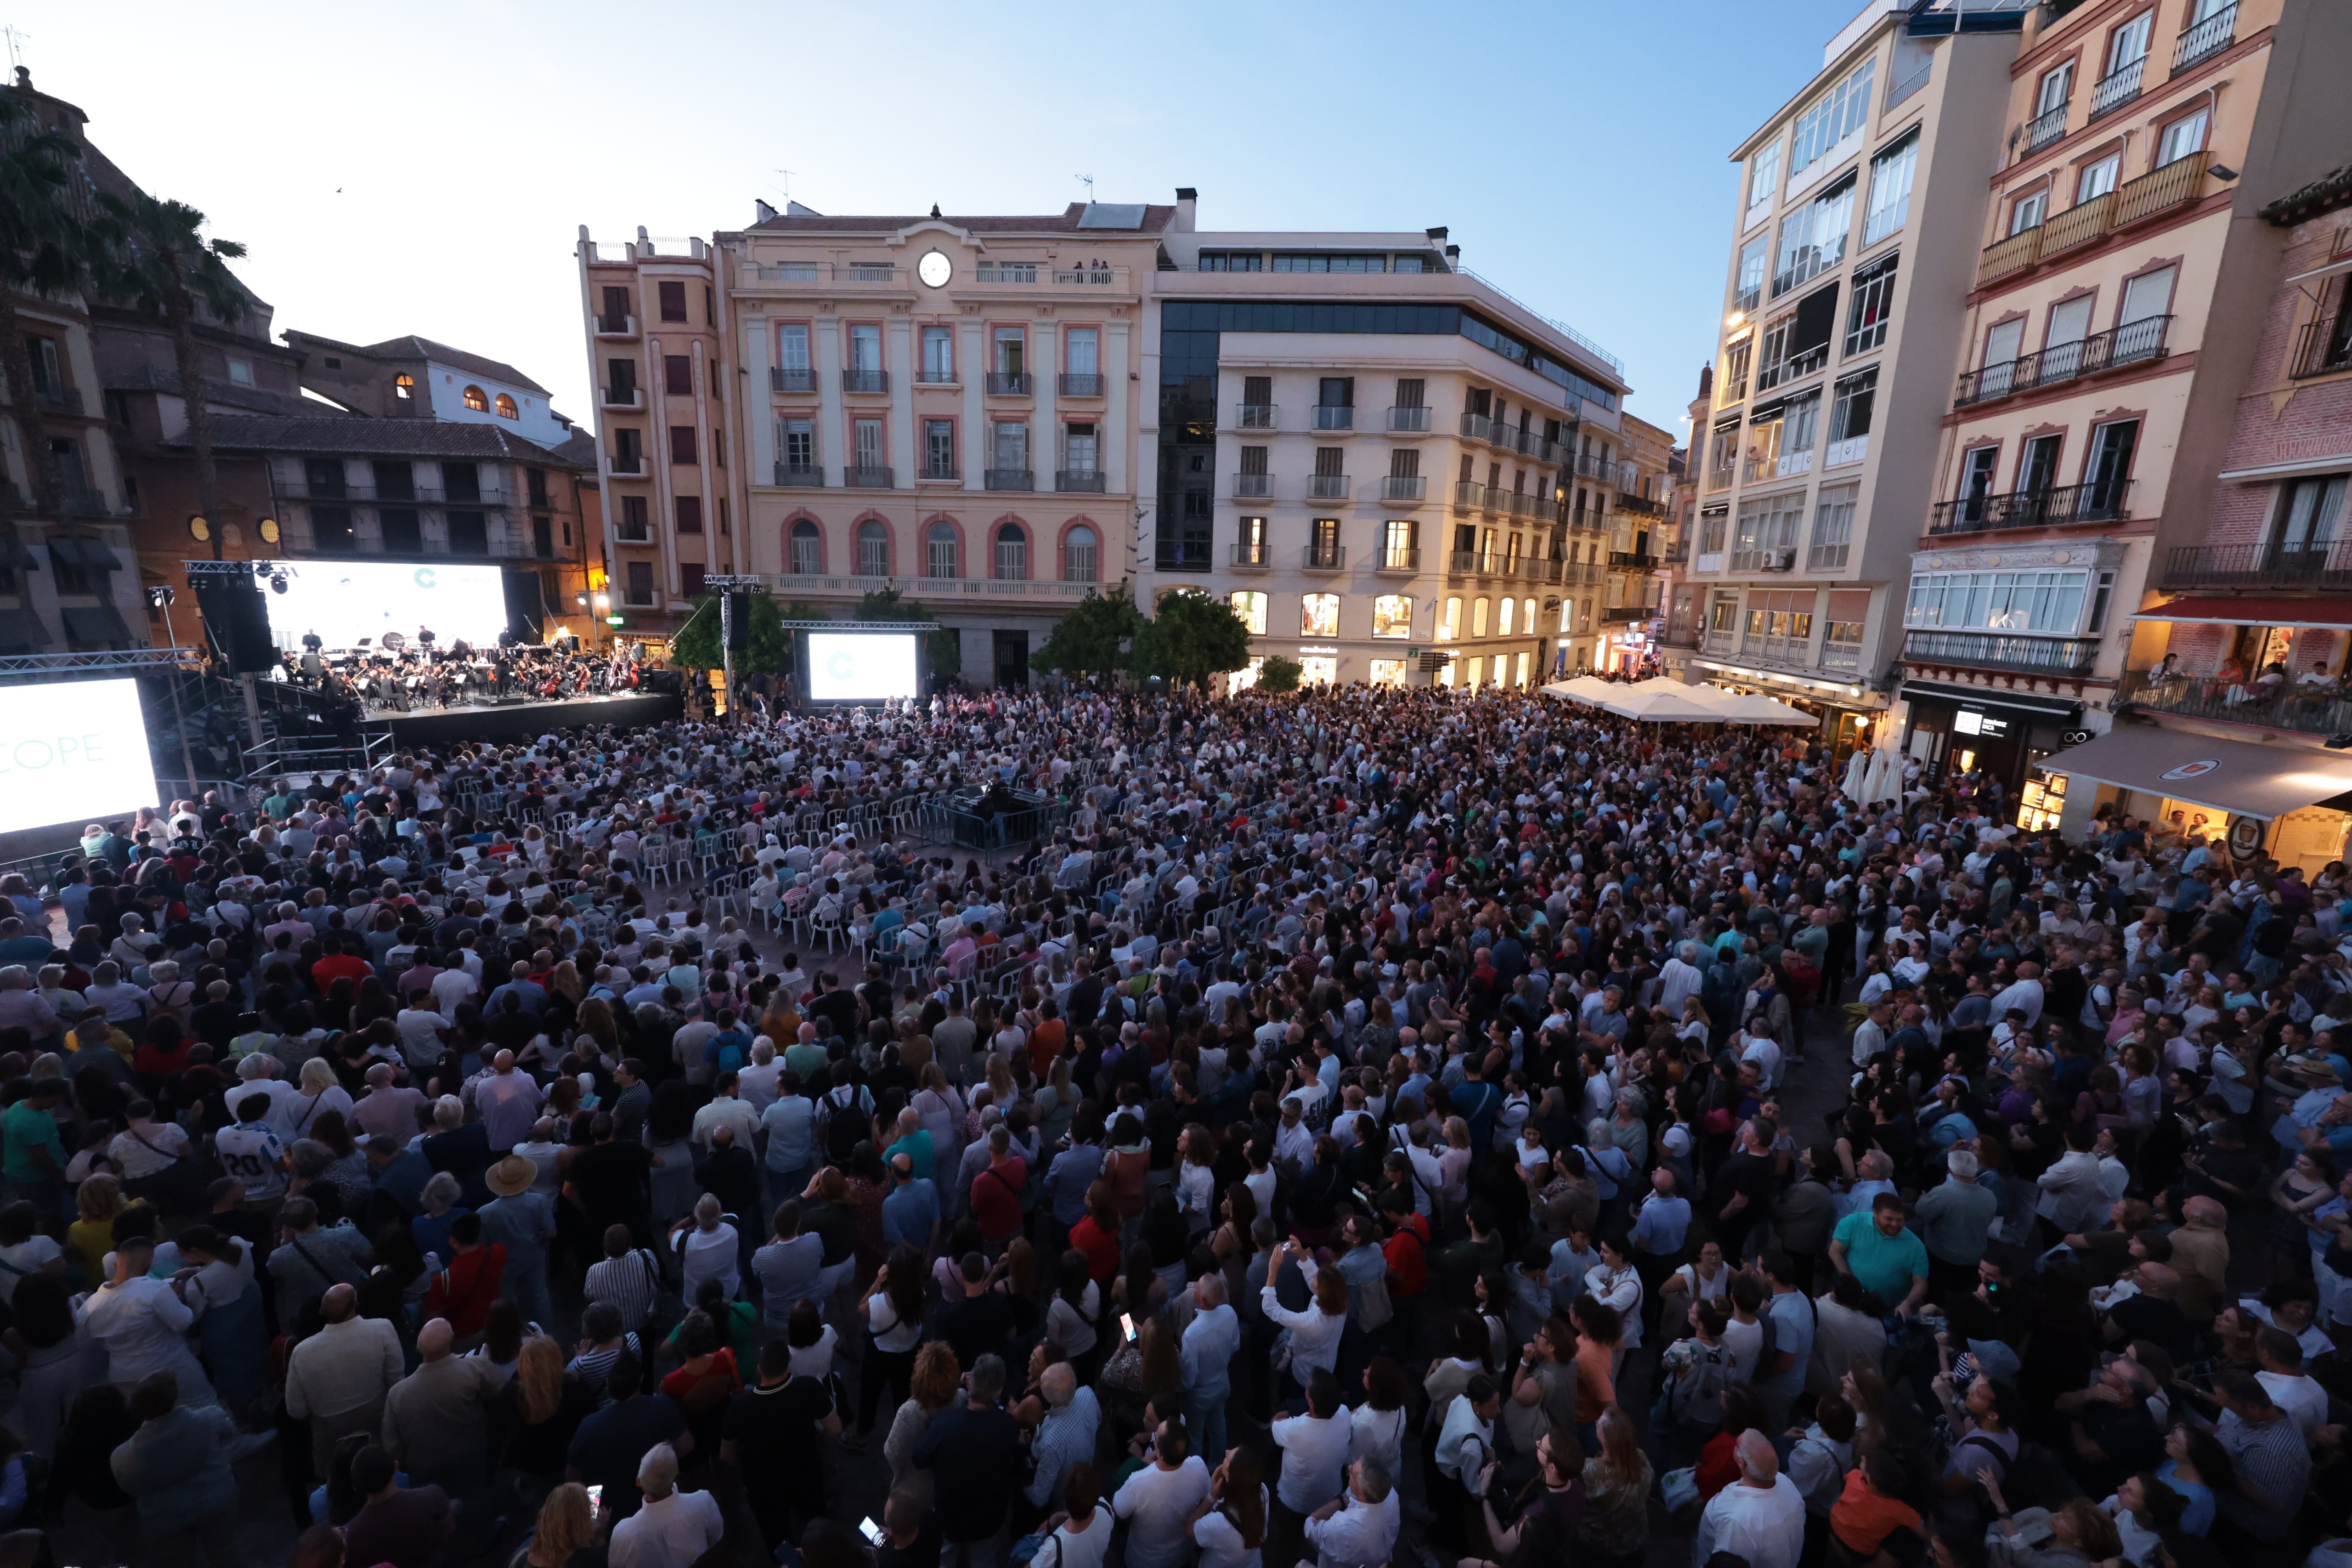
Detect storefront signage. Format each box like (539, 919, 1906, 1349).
(2059, 729, 2092, 746)
(2160, 759, 2222, 781)
(1299, 645, 1338, 655)
(1953, 709, 2011, 738)
(2227, 813, 2266, 861)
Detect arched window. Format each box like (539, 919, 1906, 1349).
(494, 393, 518, 419)
(993, 521, 1027, 580)
(1062, 523, 1098, 582)
(393, 374, 414, 401)
(789, 519, 822, 575)
(856, 519, 890, 578)
(462, 385, 489, 412)
(1498, 597, 1516, 635)
(926, 521, 960, 578)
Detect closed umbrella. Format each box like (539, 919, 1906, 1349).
(1840, 749, 1870, 802)
(1862, 746, 1902, 805)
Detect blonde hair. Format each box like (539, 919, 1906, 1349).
(300, 1057, 337, 1093)
(530, 1483, 596, 1565)
(516, 1333, 565, 1424)
(78, 1172, 124, 1226)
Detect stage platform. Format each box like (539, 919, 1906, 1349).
(382, 690, 683, 747)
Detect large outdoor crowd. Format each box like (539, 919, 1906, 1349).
(0, 678, 2345, 1568)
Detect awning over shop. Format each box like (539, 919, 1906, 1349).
(1899, 679, 2082, 720)
(2036, 725, 2352, 821)
(2138, 596, 2352, 630)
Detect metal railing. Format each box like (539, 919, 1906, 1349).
(753, 571, 1098, 604)
(1233, 473, 1272, 498)
(1952, 314, 2171, 405)
(2292, 315, 2352, 380)
(595, 313, 635, 334)
(1886, 57, 1934, 111)
(1236, 404, 1277, 429)
(1755, 344, 1827, 393)
(2117, 668, 2352, 739)
(1602, 605, 1653, 623)
(1927, 479, 2132, 535)
(2115, 153, 2208, 226)
(843, 465, 893, 488)
(1608, 550, 1659, 570)
(610, 455, 644, 474)
(1058, 373, 1105, 396)
(1229, 541, 1271, 568)
(1448, 549, 1491, 575)
(2018, 102, 2069, 158)
(2088, 56, 2145, 120)
(1053, 268, 1117, 285)
(33, 383, 83, 414)
(1452, 481, 1487, 511)
(2172, 5, 2235, 73)
(1376, 547, 1421, 573)
(920, 464, 960, 482)
(1056, 470, 1107, 493)
(2161, 539, 2352, 589)
(1379, 475, 1426, 502)
(1904, 628, 2100, 675)
(1307, 474, 1351, 500)
(1449, 265, 1625, 374)
(774, 463, 823, 487)
(771, 367, 816, 392)
(985, 372, 1034, 396)
(1616, 492, 1666, 517)
(1302, 543, 1346, 572)
(842, 369, 890, 393)
(916, 368, 957, 385)
(601, 386, 641, 408)
(1387, 406, 1432, 432)
(983, 468, 1035, 491)
(1312, 405, 1355, 431)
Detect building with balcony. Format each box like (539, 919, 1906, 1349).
(1136, 198, 1629, 691)
(580, 203, 1160, 687)
(1594, 411, 1676, 672)
(2035, 158, 2352, 868)
(1681, 0, 2027, 759)
(1900, 0, 2352, 817)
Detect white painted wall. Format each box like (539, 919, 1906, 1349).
(421, 359, 573, 448)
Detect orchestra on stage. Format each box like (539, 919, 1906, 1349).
(280, 626, 645, 715)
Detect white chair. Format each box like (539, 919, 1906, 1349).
(808, 904, 846, 951)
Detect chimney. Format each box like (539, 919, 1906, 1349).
(1443, 244, 1461, 270)
(754, 198, 777, 223)
(1697, 364, 1714, 398)
(1172, 187, 1197, 233)
(1425, 226, 1447, 241)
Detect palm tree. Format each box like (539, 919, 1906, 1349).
(96, 189, 246, 549)
(0, 90, 97, 526)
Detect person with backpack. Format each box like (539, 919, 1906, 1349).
(1655, 1298, 1736, 1466)
(1930, 1373, 2022, 1532)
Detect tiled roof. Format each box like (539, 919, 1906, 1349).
(164, 415, 593, 466)
(101, 364, 317, 417)
(282, 330, 551, 395)
(2263, 164, 2352, 227)
(746, 202, 1177, 237)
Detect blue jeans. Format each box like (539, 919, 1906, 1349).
(1186, 1381, 1230, 1472)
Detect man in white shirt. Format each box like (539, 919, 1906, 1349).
(1111, 1416, 1212, 1568)
(610, 1443, 723, 1568)
(1180, 1274, 1242, 1465)
(1990, 960, 2046, 1028)
(735, 1042, 783, 1115)
(1271, 1372, 1354, 1550)
(2254, 1326, 2330, 1439)
(1433, 1374, 1502, 1508)
(691, 1075, 761, 1150)
(1658, 941, 1706, 1013)
(1693, 1431, 1805, 1568)
(1303, 1456, 1401, 1568)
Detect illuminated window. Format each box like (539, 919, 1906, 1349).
(1369, 658, 1407, 687)
(1231, 657, 1265, 692)
(1301, 593, 1339, 637)
(494, 393, 518, 419)
(1300, 656, 1338, 685)
(1439, 596, 1462, 640)
(393, 374, 414, 401)
(1230, 590, 1267, 634)
(1523, 599, 1537, 635)
(1472, 597, 1490, 637)
(462, 385, 489, 412)
(1371, 594, 1413, 639)
(1498, 597, 1516, 635)
(1466, 656, 1484, 686)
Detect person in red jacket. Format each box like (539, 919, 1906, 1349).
(425, 1211, 505, 1342)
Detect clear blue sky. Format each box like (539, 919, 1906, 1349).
(22, 0, 1874, 435)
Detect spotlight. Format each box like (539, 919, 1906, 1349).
(269, 570, 289, 595)
(145, 585, 175, 608)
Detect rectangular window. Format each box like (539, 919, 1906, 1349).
(1788, 59, 1875, 178)
(2159, 108, 2210, 168)
(1439, 597, 1461, 639)
(1389, 448, 1420, 479)
(1745, 139, 1783, 227)
(1809, 481, 1858, 570)
(601, 286, 630, 325)
(859, 524, 891, 578)
(777, 323, 812, 372)
(658, 280, 688, 322)
(1828, 367, 1876, 465)
(1065, 327, 1098, 376)
(1238, 444, 1269, 478)
(1845, 253, 1897, 355)
(1198, 252, 1263, 272)
(1317, 376, 1354, 409)
(679, 562, 705, 599)
(849, 323, 882, 372)
(926, 527, 957, 578)
(2085, 418, 2139, 513)
(2036, 63, 2073, 118)
(1369, 658, 1407, 687)
(925, 419, 956, 477)
(789, 524, 821, 575)
(1272, 254, 1384, 272)
(607, 358, 636, 401)
(1372, 594, 1413, 639)
(2011, 189, 2048, 235)
(669, 425, 697, 465)
(992, 421, 1029, 470)
(922, 326, 954, 380)
(992, 326, 1025, 376)
(665, 355, 692, 396)
(1313, 447, 1345, 478)
(1064, 422, 1098, 473)
(2105, 11, 2152, 74)
(1735, 235, 1768, 312)
(2272, 475, 2348, 553)
(1722, 340, 1753, 404)
(1230, 590, 1267, 634)
(1471, 597, 1490, 637)
(2119, 265, 2175, 325)
(1863, 131, 1917, 247)
(2076, 153, 2121, 204)
(1301, 593, 1340, 637)
(780, 418, 815, 470)
(853, 418, 884, 469)
(1783, 389, 1822, 469)
(1394, 377, 1425, 409)
(676, 495, 703, 533)
(626, 560, 654, 605)
(1775, 174, 1856, 297)
(619, 494, 650, 540)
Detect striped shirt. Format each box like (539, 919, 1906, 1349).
(2216, 1408, 2310, 1542)
(582, 1249, 666, 1334)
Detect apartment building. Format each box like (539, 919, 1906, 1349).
(1136, 208, 1629, 691)
(1680, 0, 2026, 759)
(1598, 411, 1677, 673)
(1899, 0, 2352, 828)
(579, 204, 1161, 687)
(283, 332, 580, 451)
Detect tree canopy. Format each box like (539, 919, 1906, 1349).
(1256, 656, 1303, 693)
(669, 589, 791, 673)
(1131, 589, 1252, 687)
(1033, 583, 1142, 677)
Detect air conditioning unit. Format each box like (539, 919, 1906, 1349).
(1763, 548, 1796, 570)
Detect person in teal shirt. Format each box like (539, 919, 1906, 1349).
(2, 1081, 69, 1219)
(1829, 1192, 1929, 1314)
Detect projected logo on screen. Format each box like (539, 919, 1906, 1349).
(0, 678, 160, 835)
(262, 560, 509, 649)
(806, 632, 919, 702)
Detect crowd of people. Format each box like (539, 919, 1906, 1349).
(283, 634, 645, 718)
(0, 678, 2346, 1568)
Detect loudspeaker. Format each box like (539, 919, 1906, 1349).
(725, 589, 752, 651)
(502, 570, 545, 645)
(192, 573, 277, 672)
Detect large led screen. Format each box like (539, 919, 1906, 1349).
(263, 560, 510, 649)
(805, 632, 920, 702)
(0, 678, 160, 834)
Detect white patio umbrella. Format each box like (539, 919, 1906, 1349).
(1862, 745, 1903, 805)
(1540, 676, 1620, 705)
(1599, 686, 1730, 723)
(1840, 748, 1870, 802)
(1699, 689, 1821, 726)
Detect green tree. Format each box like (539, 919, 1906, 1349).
(1131, 588, 1251, 688)
(96, 190, 246, 546)
(1033, 583, 1142, 678)
(0, 92, 99, 526)
(855, 586, 960, 678)
(1256, 655, 1302, 693)
(668, 589, 797, 673)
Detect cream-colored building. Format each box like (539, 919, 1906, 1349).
(1136, 209, 1630, 691)
(1681, 0, 2028, 758)
(1895, 0, 2352, 828)
(1600, 411, 1677, 673)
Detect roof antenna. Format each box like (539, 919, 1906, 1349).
(770, 167, 796, 203)
(4, 26, 32, 77)
(1076, 174, 1095, 203)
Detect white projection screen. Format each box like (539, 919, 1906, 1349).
(263, 560, 509, 649)
(805, 632, 920, 702)
(0, 678, 160, 835)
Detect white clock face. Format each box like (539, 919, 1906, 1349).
(918, 250, 952, 288)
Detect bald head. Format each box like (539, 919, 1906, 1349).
(1735, 1430, 1779, 1484)
(638, 1442, 680, 1500)
(417, 1317, 454, 1362)
(2183, 1195, 2226, 1228)
(321, 1283, 358, 1323)
(1041, 1361, 1076, 1408)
